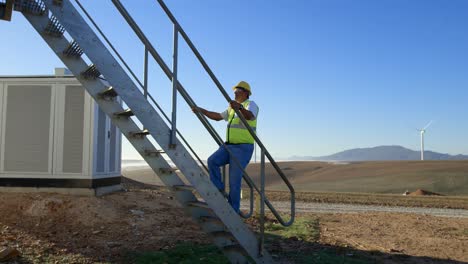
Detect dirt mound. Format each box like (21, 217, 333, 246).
(408, 189, 443, 196)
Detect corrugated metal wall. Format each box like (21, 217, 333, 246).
(62, 85, 84, 173)
(4, 85, 51, 172)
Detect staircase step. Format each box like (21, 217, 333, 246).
(130, 129, 150, 138)
(159, 168, 175, 174)
(44, 15, 65, 37)
(113, 109, 134, 118)
(172, 185, 194, 192)
(187, 201, 210, 209)
(143, 149, 164, 157)
(81, 64, 101, 79)
(97, 86, 118, 99)
(198, 216, 225, 232)
(63, 40, 83, 58)
(14, 0, 46, 15)
(198, 215, 222, 223)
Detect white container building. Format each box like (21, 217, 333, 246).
(0, 68, 122, 195)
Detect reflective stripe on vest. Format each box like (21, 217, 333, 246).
(226, 100, 257, 144)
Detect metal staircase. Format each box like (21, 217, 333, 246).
(4, 0, 295, 263)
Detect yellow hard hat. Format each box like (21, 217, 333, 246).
(232, 81, 251, 95)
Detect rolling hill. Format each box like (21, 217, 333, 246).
(289, 145, 468, 161)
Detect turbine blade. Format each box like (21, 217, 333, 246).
(423, 120, 433, 130)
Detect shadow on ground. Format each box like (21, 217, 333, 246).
(264, 232, 467, 264)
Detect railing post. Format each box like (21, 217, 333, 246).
(142, 47, 149, 131)
(170, 23, 178, 148)
(259, 147, 265, 256)
(143, 47, 149, 99)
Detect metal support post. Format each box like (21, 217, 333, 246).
(144, 47, 149, 100)
(259, 147, 266, 256)
(170, 24, 178, 148)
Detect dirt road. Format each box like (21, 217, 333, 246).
(242, 201, 468, 218)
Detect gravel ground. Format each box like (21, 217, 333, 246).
(241, 201, 468, 218)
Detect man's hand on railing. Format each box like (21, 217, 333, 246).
(191, 106, 203, 114)
(229, 100, 242, 110)
(229, 100, 254, 120)
(192, 106, 223, 121)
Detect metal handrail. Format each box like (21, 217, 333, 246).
(156, 0, 295, 226)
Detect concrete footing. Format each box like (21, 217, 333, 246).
(0, 184, 122, 196)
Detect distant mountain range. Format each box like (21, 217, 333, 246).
(289, 145, 468, 161)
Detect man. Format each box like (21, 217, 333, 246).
(192, 81, 258, 213)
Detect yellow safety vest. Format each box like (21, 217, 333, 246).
(226, 100, 257, 144)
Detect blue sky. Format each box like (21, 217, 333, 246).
(1, 0, 467, 160)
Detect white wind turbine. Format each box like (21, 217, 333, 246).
(417, 120, 433, 160)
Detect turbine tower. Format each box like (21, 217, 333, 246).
(418, 120, 433, 160)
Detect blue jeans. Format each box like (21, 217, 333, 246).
(207, 144, 254, 213)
